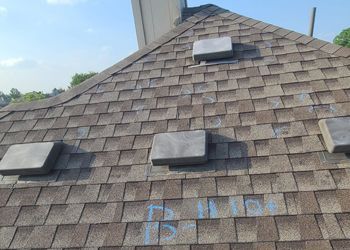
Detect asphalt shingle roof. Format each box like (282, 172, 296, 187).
(1, 4, 350, 249)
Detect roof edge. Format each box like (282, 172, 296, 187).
(2, 4, 349, 113)
(1, 4, 217, 113)
(217, 9, 350, 60)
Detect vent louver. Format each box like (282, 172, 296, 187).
(192, 37, 233, 62)
(0, 142, 62, 176)
(150, 130, 207, 166)
(319, 117, 350, 153)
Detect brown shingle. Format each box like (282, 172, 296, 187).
(0, 226, 16, 249)
(122, 200, 163, 222)
(150, 180, 182, 200)
(45, 204, 84, 225)
(285, 191, 320, 214)
(85, 223, 126, 247)
(66, 185, 100, 204)
(0, 207, 20, 226)
(80, 202, 122, 223)
(159, 220, 197, 245)
(7, 187, 40, 206)
(182, 178, 217, 198)
(1, 3, 350, 249)
(15, 205, 50, 226)
(317, 214, 344, 239)
(10, 225, 57, 249)
(36, 186, 70, 205)
(52, 224, 89, 248)
(198, 218, 236, 244)
(124, 182, 151, 201)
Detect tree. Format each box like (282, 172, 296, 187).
(51, 88, 65, 96)
(334, 28, 350, 48)
(9, 88, 21, 100)
(0, 71, 98, 106)
(0, 91, 11, 106)
(12, 91, 48, 103)
(69, 72, 97, 88)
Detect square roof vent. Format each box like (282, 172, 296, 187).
(0, 142, 62, 176)
(192, 37, 233, 62)
(319, 117, 350, 153)
(151, 130, 207, 166)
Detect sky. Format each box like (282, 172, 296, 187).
(0, 0, 349, 94)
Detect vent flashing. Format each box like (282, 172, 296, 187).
(192, 37, 233, 62)
(318, 151, 350, 164)
(0, 142, 62, 176)
(319, 118, 350, 153)
(150, 130, 207, 166)
(188, 58, 238, 68)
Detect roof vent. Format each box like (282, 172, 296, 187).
(150, 130, 207, 166)
(192, 37, 233, 62)
(319, 117, 350, 153)
(0, 142, 62, 176)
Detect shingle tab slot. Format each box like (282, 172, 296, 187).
(192, 37, 233, 62)
(151, 130, 207, 166)
(319, 117, 350, 153)
(0, 142, 62, 176)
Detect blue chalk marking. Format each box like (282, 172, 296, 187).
(266, 199, 277, 215)
(329, 104, 337, 113)
(146, 205, 163, 221)
(270, 99, 280, 108)
(145, 205, 161, 244)
(264, 41, 272, 48)
(229, 198, 238, 216)
(162, 224, 177, 241)
(182, 223, 196, 230)
(208, 199, 218, 218)
(197, 200, 204, 219)
(308, 106, 314, 113)
(145, 204, 175, 245)
(203, 96, 215, 103)
(297, 93, 308, 102)
(213, 117, 222, 128)
(273, 126, 288, 138)
(145, 222, 158, 245)
(164, 207, 175, 221)
(245, 199, 263, 216)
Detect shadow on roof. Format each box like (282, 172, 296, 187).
(15, 143, 95, 184)
(165, 133, 251, 174)
(232, 43, 262, 61)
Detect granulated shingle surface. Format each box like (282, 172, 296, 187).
(1, 4, 350, 248)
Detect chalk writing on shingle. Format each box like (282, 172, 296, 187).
(245, 199, 263, 216)
(273, 125, 289, 138)
(202, 96, 215, 103)
(144, 197, 278, 244)
(212, 117, 222, 128)
(208, 199, 218, 218)
(270, 99, 281, 108)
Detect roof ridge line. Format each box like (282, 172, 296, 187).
(214, 5, 350, 61)
(3, 4, 348, 113)
(1, 4, 217, 113)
